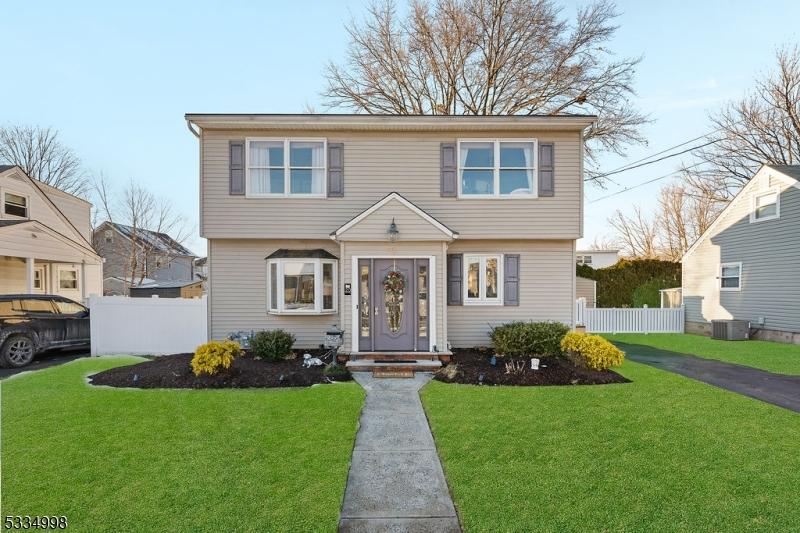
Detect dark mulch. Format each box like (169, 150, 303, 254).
(89, 351, 352, 389)
(434, 348, 630, 386)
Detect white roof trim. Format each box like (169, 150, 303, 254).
(331, 192, 458, 240)
(682, 165, 799, 261)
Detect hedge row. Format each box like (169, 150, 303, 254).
(577, 258, 681, 308)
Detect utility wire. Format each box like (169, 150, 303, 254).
(588, 162, 705, 204)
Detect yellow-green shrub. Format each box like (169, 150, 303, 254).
(560, 332, 625, 371)
(191, 340, 242, 376)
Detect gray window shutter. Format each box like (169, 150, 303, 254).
(538, 142, 554, 197)
(441, 143, 457, 197)
(229, 140, 245, 195)
(447, 254, 463, 305)
(504, 254, 520, 306)
(327, 143, 344, 197)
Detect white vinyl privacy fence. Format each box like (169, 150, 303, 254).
(88, 295, 207, 355)
(575, 298, 684, 333)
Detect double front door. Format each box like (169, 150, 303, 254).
(358, 258, 430, 352)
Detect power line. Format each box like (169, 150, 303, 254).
(592, 132, 717, 179)
(593, 138, 719, 180)
(588, 161, 705, 204)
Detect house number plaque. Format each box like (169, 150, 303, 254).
(344, 283, 352, 295)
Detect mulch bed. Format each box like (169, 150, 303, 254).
(434, 348, 630, 386)
(89, 351, 352, 389)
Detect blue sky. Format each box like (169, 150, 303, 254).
(3, 1, 798, 254)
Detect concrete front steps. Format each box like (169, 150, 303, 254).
(345, 352, 445, 375)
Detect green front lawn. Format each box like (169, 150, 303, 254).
(2, 357, 364, 532)
(422, 361, 800, 532)
(603, 333, 800, 375)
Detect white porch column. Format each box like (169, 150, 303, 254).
(25, 257, 35, 293)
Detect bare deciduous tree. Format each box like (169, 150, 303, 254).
(0, 125, 88, 196)
(608, 205, 659, 259)
(608, 183, 724, 260)
(686, 45, 800, 201)
(323, 0, 647, 179)
(93, 176, 192, 287)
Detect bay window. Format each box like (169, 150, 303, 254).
(267, 258, 337, 314)
(464, 254, 503, 304)
(247, 138, 326, 197)
(459, 140, 536, 197)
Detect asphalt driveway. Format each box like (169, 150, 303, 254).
(615, 342, 800, 413)
(0, 350, 88, 379)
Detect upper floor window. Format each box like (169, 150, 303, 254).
(458, 140, 536, 198)
(719, 262, 741, 291)
(464, 254, 503, 305)
(246, 139, 326, 197)
(3, 192, 28, 218)
(577, 255, 593, 266)
(267, 257, 337, 314)
(751, 189, 779, 222)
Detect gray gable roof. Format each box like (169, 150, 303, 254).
(768, 164, 800, 181)
(105, 222, 195, 256)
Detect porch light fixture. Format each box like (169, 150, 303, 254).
(386, 218, 399, 242)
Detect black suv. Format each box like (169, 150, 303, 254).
(0, 295, 90, 368)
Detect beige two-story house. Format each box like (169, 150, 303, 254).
(186, 114, 594, 357)
(0, 165, 102, 300)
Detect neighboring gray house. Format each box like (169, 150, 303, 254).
(185, 113, 596, 357)
(682, 164, 800, 344)
(93, 221, 196, 295)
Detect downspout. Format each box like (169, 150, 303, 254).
(81, 259, 87, 302)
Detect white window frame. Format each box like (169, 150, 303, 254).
(719, 262, 742, 292)
(456, 139, 538, 199)
(245, 138, 327, 198)
(750, 188, 780, 223)
(463, 254, 504, 305)
(267, 258, 337, 315)
(1, 188, 30, 219)
(57, 266, 79, 291)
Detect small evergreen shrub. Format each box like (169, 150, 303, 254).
(191, 340, 242, 376)
(631, 278, 674, 308)
(250, 329, 295, 362)
(560, 332, 625, 371)
(490, 321, 570, 358)
(322, 363, 349, 378)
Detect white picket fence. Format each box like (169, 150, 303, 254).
(88, 295, 207, 355)
(575, 298, 684, 333)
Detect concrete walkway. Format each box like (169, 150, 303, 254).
(339, 372, 460, 533)
(616, 342, 800, 413)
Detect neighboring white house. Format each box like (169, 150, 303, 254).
(0, 165, 102, 300)
(682, 164, 800, 344)
(576, 249, 619, 268)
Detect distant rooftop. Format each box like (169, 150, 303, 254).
(103, 222, 195, 256)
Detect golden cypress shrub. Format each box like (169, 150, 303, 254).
(191, 340, 242, 376)
(560, 332, 625, 371)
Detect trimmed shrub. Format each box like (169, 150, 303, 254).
(191, 340, 242, 376)
(490, 321, 570, 358)
(250, 329, 295, 362)
(577, 258, 680, 308)
(632, 278, 674, 308)
(560, 332, 625, 371)
(322, 363, 349, 378)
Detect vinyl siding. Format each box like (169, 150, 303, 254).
(208, 238, 340, 346)
(683, 171, 800, 333)
(0, 170, 88, 245)
(576, 276, 596, 307)
(0, 257, 100, 301)
(337, 198, 451, 241)
(447, 239, 574, 347)
(200, 129, 582, 240)
(0, 223, 98, 263)
(38, 181, 92, 242)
